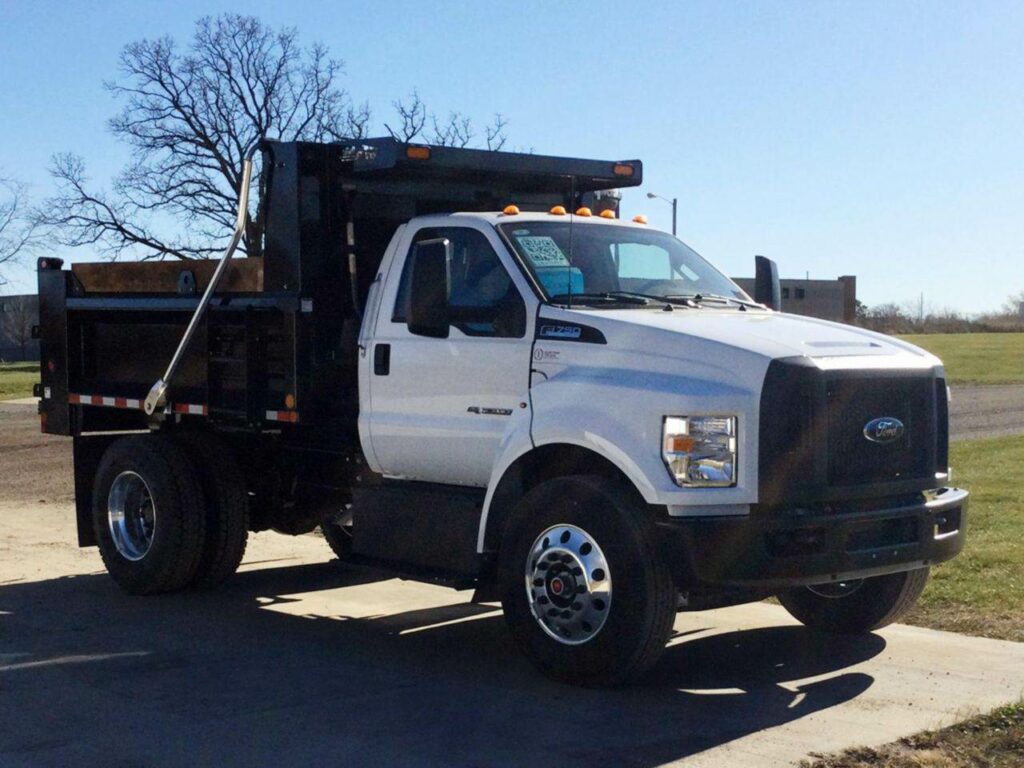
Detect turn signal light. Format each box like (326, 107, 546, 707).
(575, 207, 592, 217)
(285, 393, 296, 409)
(502, 205, 520, 216)
(406, 146, 431, 160)
(550, 205, 567, 215)
(599, 210, 616, 219)
(632, 214, 648, 224)
(613, 164, 635, 177)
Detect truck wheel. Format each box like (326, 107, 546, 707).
(174, 432, 249, 589)
(499, 475, 676, 687)
(778, 567, 930, 634)
(320, 512, 353, 560)
(92, 435, 205, 595)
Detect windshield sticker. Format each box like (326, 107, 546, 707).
(516, 236, 570, 267)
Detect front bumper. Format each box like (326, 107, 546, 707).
(654, 487, 968, 589)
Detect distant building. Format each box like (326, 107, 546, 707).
(0, 294, 39, 362)
(732, 275, 857, 324)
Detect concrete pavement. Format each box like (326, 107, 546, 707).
(2, 500, 1023, 767)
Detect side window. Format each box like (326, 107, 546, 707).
(392, 227, 526, 338)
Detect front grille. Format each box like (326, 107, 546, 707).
(758, 359, 942, 508)
(826, 377, 932, 486)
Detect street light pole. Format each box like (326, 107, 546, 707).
(646, 192, 677, 236)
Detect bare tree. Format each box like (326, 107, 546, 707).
(41, 17, 509, 263)
(387, 90, 509, 150)
(0, 176, 38, 285)
(1, 296, 36, 361)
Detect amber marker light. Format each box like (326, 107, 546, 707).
(613, 164, 635, 177)
(549, 205, 567, 215)
(599, 210, 616, 219)
(575, 207, 592, 217)
(285, 393, 296, 409)
(666, 435, 696, 453)
(502, 205, 520, 216)
(406, 146, 431, 160)
(632, 214, 648, 224)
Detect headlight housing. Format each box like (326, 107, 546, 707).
(662, 416, 737, 487)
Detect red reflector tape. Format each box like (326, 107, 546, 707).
(172, 403, 208, 416)
(265, 410, 300, 423)
(68, 393, 143, 410)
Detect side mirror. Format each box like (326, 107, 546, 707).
(407, 238, 452, 338)
(754, 255, 782, 311)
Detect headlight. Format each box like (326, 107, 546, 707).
(662, 416, 737, 487)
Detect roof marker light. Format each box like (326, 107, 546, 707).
(502, 205, 520, 216)
(613, 164, 635, 177)
(406, 146, 431, 160)
(599, 210, 616, 219)
(550, 205, 567, 215)
(632, 214, 648, 224)
(575, 207, 592, 217)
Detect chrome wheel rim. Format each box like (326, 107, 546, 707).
(807, 579, 864, 599)
(107, 471, 156, 561)
(525, 524, 612, 646)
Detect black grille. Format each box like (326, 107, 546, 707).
(758, 358, 942, 508)
(826, 377, 931, 486)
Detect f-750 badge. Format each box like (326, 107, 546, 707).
(539, 325, 582, 340)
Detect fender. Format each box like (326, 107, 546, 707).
(476, 361, 766, 553)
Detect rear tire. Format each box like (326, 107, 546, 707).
(778, 567, 930, 634)
(320, 511, 353, 561)
(499, 475, 676, 687)
(173, 432, 249, 589)
(92, 435, 205, 595)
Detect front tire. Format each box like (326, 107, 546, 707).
(92, 435, 206, 595)
(499, 475, 676, 687)
(778, 567, 930, 634)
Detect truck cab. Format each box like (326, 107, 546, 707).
(35, 138, 967, 685)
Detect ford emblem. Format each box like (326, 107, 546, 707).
(863, 417, 904, 444)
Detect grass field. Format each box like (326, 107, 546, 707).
(905, 433, 1024, 642)
(802, 701, 1024, 767)
(898, 332, 1024, 385)
(0, 362, 38, 400)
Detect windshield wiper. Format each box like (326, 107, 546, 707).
(548, 292, 651, 306)
(665, 293, 764, 310)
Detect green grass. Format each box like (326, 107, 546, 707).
(905, 434, 1024, 641)
(802, 701, 1024, 767)
(898, 333, 1024, 385)
(0, 361, 38, 400)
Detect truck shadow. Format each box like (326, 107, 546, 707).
(0, 561, 883, 767)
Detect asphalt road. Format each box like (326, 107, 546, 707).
(948, 384, 1024, 441)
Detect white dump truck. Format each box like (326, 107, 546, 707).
(36, 138, 967, 685)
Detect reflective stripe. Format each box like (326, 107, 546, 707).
(172, 403, 208, 416)
(265, 410, 300, 423)
(68, 393, 155, 411)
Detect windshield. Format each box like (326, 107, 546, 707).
(498, 221, 748, 307)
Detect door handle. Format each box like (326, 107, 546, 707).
(373, 343, 391, 375)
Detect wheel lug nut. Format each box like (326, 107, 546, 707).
(547, 608, 559, 617)
(560, 610, 572, 619)
(572, 567, 582, 576)
(538, 596, 549, 605)
(533, 578, 544, 587)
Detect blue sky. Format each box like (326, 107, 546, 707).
(1, 0, 1021, 313)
